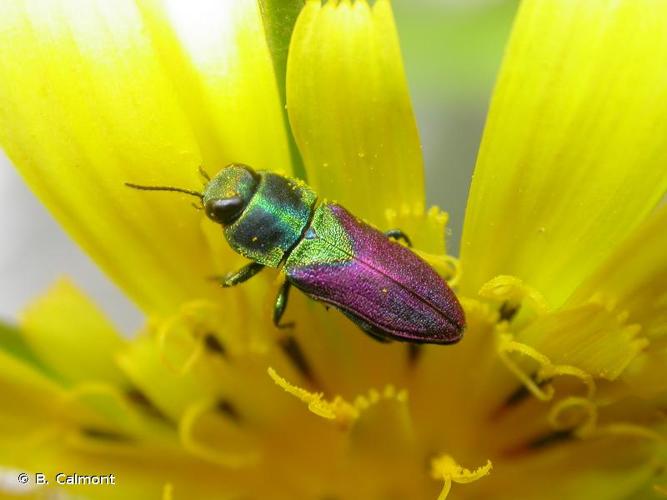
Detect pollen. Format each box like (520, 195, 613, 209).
(267, 367, 359, 425)
(430, 455, 492, 500)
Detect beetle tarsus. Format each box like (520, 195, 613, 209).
(211, 262, 265, 288)
(273, 281, 295, 329)
(384, 229, 412, 247)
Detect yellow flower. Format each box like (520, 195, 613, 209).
(1, 0, 666, 499)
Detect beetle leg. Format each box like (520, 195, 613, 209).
(273, 280, 295, 329)
(340, 310, 392, 343)
(211, 262, 265, 288)
(384, 229, 412, 247)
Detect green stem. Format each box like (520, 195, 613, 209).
(258, 0, 307, 181)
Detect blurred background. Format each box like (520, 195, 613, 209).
(0, 0, 519, 333)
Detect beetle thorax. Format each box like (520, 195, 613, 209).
(223, 172, 317, 267)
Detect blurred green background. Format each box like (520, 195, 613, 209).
(0, 0, 519, 331)
(394, 0, 519, 248)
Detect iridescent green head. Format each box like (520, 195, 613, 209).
(203, 164, 260, 225)
(125, 163, 317, 268)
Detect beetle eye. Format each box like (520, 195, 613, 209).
(205, 197, 245, 225)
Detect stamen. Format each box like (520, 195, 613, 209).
(413, 252, 461, 285)
(79, 427, 132, 443)
(267, 368, 407, 429)
(64, 381, 174, 426)
(498, 301, 519, 322)
(539, 364, 596, 399)
(204, 333, 227, 357)
(490, 375, 551, 420)
(384, 205, 459, 284)
(217, 399, 242, 425)
(497, 333, 555, 401)
(500, 429, 574, 458)
(479, 275, 549, 320)
(442, 255, 462, 287)
(524, 429, 574, 451)
(354, 385, 408, 410)
(126, 388, 171, 422)
(495, 332, 602, 436)
(430, 454, 492, 500)
(594, 423, 665, 442)
(267, 367, 358, 424)
(548, 396, 598, 437)
(156, 302, 231, 374)
(503, 384, 531, 407)
(157, 316, 204, 375)
(179, 398, 258, 467)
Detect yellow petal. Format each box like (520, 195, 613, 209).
(518, 301, 647, 381)
(0, 0, 209, 314)
(20, 279, 126, 385)
(475, 436, 656, 500)
(117, 331, 220, 422)
(409, 298, 501, 448)
(0, 0, 287, 315)
(3, 442, 242, 499)
(344, 387, 422, 499)
(0, 350, 64, 421)
(62, 381, 175, 444)
(566, 204, 667, 397)
(460, 0, 667, 307)
(137, 0, 292, 174)
(0, 348, 69, 469)
(568, 204, 667, 340)
(287, 0, 424, 224)
(622, 345, 667, 399)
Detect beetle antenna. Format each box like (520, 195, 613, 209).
(124, 182, 204, 200)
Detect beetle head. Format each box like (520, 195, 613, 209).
(203, 164, 260, 225)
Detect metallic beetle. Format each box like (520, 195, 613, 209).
(127, 164, 465, 344)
